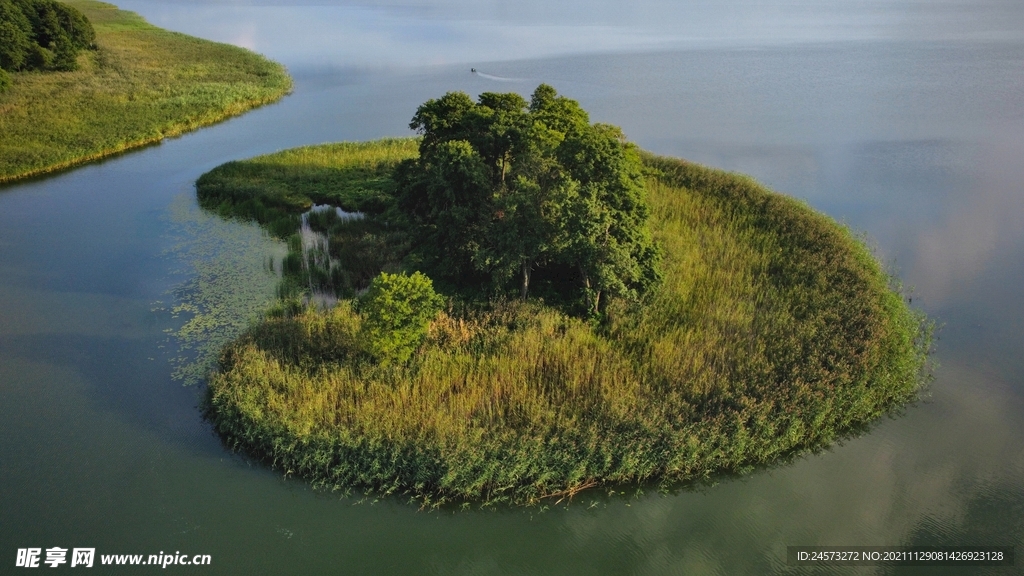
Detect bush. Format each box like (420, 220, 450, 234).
(357, 272, 444, 364)
(0, 68, 10, 93)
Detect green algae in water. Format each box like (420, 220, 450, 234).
(159, 193, 286, 385)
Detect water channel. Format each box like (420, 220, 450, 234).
(2, 1, 1023, 573)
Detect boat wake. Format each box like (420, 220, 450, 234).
(472, 70, 522, 83)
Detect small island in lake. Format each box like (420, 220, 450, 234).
(0, 0, 291, 184)
(197, 85, 931, 506)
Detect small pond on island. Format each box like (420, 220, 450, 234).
(2, 0, 1023, 573)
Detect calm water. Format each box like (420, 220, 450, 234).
(2, 1, 1023, 573)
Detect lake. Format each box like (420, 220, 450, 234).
(1, 0, 1022, 573)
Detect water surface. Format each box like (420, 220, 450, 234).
(2, 0, 1023, 573)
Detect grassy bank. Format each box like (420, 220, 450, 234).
(0, 0, 291, 184)
(197, 138, 418, 236)
(201, 142, 932, 507)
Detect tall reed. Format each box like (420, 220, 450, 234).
(204, 147, 932, 506)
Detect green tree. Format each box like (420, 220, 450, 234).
(358, 271, 444, 364)
(398, 84, 660, 313)
(0, 0, 94, 72)
(556, 123, 661, 313)
(0, 0, 34, 71)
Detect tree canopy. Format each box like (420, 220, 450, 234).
(396, 84, 661, 314)
(0, 0, 95, 75)
(357, 271, 444, 365)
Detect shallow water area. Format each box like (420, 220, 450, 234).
(299, 204, 364, 305)
(2, 0, 1024, 573)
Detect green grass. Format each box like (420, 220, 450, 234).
(0, 0, 291, 184)
(196, 138, 419, 231)
(200, 141, 933, 507)
(197, 139, 419, 294)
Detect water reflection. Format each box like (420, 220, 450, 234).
(298, 204, 364, 305)
(2, 0, 1024, 573)
(907, 133, 1024, 308)
(117, 0, 1024, 69)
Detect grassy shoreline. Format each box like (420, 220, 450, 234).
(0, 0, 291, 184)
(197, 141, 932, 507)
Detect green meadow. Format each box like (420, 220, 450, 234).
(198, 140, 932, 506)
(0, 0, 291, 183)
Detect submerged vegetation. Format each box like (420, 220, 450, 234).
(197, 139, 419, 297)
(0, 0, 291, 183)
(197, 88, 931, 507)
(160, 193, 286, 387)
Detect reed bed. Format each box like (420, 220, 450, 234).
(204, 145, 932, 507)
(197, 139, 418, 238)
(0, 0, 291, 183)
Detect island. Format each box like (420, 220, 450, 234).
(0, 0, 291, 184)
(196, 85, 931, 507)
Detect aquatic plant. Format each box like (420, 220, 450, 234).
(160, 194, 284, 386)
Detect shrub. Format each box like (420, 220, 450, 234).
(0, 68, 10, 93)
(357, 272, 444, 364)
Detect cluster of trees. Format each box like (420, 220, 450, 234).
(0, 0, 95, 82)
(395, 84, 660, 314)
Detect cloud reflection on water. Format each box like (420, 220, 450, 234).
(552, 360, 1024, 574)
(30, 1, 1023, 571)
(118, 0, 1024, 69)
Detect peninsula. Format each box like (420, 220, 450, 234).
(0, 0, 291, 183)
(197, 86, 931, 507)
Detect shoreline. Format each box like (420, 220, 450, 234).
(195, 140, 933, 507)
(0, 0, 292, 185)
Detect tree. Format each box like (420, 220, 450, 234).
(0, 0, 94, 72)
(556, 123, 660, 313)
(398, 84, 661, 314)
(358, 271, 444, 364)
(0, 0, 34, 71)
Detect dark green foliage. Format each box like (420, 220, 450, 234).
(328, 217, 409, 294)
(0, 0, 34, 71)
(357, 272, 444, 364)
(204, 145, 933, 507)
(398, 85, 661, 313)
(0, 0, 94, 72)
(0, 67, 10, 92)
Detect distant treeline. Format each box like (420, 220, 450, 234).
(0, 0, 95, 79)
